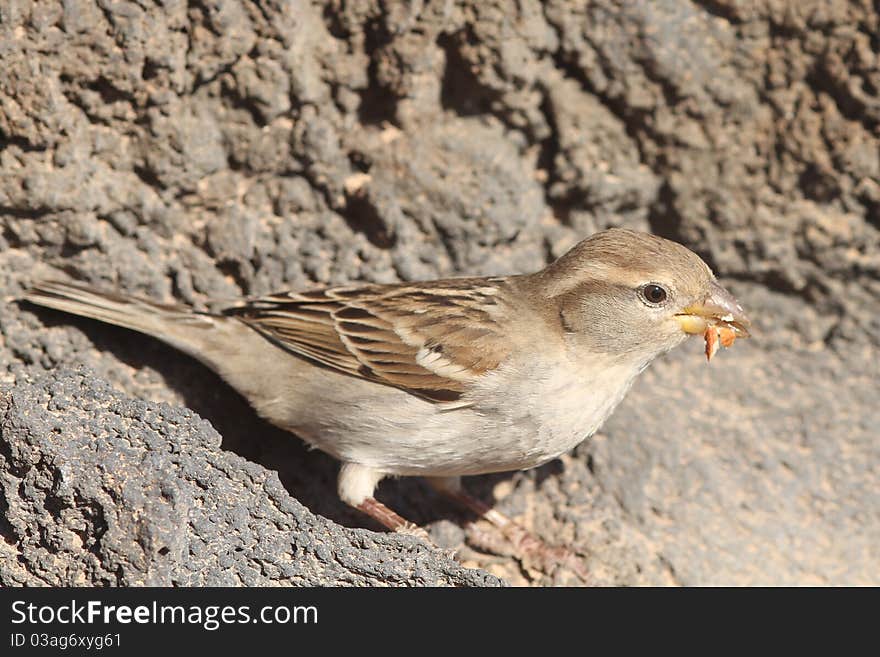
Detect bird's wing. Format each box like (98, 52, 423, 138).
(222, 279, 512, 403)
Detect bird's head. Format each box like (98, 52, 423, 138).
(531, 228, 751, 363)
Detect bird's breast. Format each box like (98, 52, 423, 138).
(461, 351, 642, 472)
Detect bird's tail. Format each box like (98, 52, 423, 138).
(23, 280, 218, 359)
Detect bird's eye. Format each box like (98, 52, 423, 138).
(640, 283, 668, 305)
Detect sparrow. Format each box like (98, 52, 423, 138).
(23, 229, 750, 560)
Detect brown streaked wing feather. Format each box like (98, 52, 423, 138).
(222, 280, 511, 403)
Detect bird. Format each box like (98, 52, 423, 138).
(23, 228, 750, 567)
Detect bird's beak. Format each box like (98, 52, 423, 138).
(675, 281, 751, 337)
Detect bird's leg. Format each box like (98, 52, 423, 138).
(428, 476, 541, 551)
(355, 497, 426, 537)
(356, 497, 408, 531)
(430, 477, 519, 533)
(339, 462, 430, 541)
(428, 476, 587, 579)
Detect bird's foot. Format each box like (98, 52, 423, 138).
(357, 497, 432, 544)
(464, 520, 588, 581)
(431, 483, 588, 582)
(393, 522, 432, 543)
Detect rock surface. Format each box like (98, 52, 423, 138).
(1, 1, 877, 585)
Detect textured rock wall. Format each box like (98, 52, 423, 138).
(1, 1, 877, 585)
